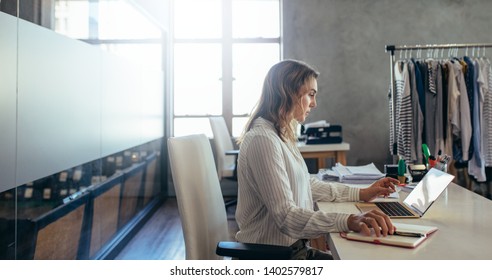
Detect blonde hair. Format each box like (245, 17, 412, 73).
(238, 59, 319, 144)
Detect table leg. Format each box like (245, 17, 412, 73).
(336, 151, 347, 165)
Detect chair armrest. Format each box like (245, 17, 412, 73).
(225, 150, 239, 180)
(216, 241, 293, 260)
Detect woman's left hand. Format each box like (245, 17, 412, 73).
(359, 177, 399, 202)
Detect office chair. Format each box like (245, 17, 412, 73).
(209, 117, 239, 208)
(167, 134, 293, 260)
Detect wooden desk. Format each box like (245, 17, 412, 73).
(297, 142, 349, 168)
(318, 183, 492, 259)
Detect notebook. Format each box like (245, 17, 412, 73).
(340, 222, 438, 248)
(355, 168, 455, 218)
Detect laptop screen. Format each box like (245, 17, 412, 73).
(403, 168, 455, 216)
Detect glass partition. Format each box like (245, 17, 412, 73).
(0, 0, 167, 259)
(0, 139, 163, 259)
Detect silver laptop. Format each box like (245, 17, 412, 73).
(355, 168, 455, 218)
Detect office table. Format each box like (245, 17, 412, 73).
(297, 142, 350, 168)
(318, 182, 492, 259)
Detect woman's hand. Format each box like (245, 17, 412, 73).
(359, 177, 399, 202)
(347, 210, 395, 237)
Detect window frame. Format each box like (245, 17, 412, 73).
(171, 0, 282, 136)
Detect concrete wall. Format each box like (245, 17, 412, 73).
(283, 0, 492, 169)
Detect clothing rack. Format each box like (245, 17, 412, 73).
(386, 43, 492, 54)
(385, 43, 492, 158)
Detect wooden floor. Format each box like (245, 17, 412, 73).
(114, 197, 238, 260)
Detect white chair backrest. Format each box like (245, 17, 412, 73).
(167, 134, 230, 260)
(209, 117, 236, 179)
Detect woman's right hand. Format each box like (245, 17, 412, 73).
(347, 210, 395, 237)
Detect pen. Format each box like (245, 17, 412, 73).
(393, 231, 425, 238)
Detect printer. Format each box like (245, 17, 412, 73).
(301, 120, 342, 144)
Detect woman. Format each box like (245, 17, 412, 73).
(235, 59, 398, 259)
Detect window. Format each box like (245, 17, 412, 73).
(54, 0, 164, 70)
(172, 0, 281, 137)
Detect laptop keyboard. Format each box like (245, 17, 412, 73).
(374, 202, 415, 217)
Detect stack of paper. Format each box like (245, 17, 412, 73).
(318, 163, 385, 184)
(317, 169, 340, 181)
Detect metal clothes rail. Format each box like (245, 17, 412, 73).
(386, 43, 492, 54)
(385, 43, 492, 158)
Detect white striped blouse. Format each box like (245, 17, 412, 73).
(235, 117, 359, 247)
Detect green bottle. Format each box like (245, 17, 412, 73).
(397, 157, 406, 184)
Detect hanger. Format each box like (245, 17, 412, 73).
(484, 45, 490, 63)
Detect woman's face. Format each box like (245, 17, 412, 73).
(293, 77, 318, 123)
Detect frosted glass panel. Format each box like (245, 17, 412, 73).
(0, 13, 18, 191)
(101, 54, 164, 156)
(101, 54, 144, 156)
(100, 43, 163, 70)
(140, 67, 164, 143)
(0, 2, 165, 261)
(17, 20, 102, 185)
